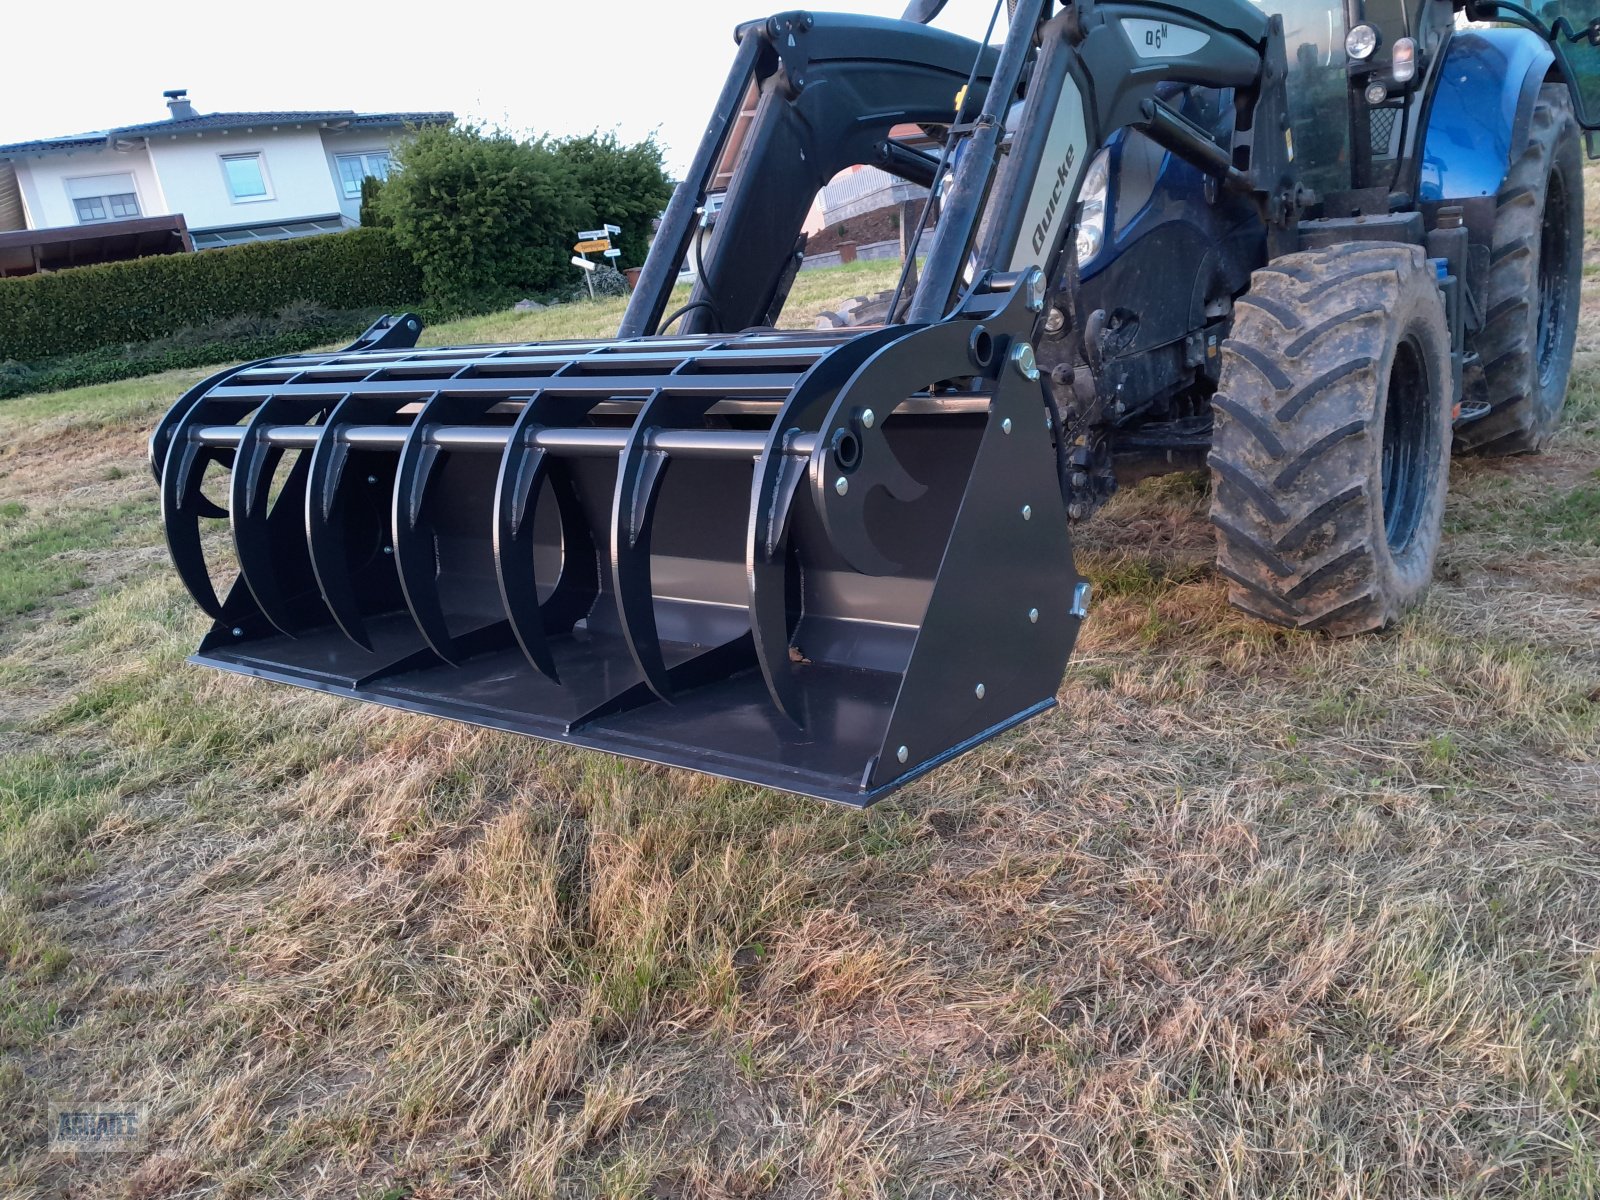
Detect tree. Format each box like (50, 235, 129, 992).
(374, 123, 585, 307)
(551, 132, 675, 271)
(357, 174, 388, 228)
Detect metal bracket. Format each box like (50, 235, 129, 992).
(345, 313, 423, 353)
(763, 11, 816, 97)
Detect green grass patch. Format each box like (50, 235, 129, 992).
(49, 669, 363, 795)
(1450, 479, 1600, 548)
(0, 367, 201, 438)
(0, 748, 114, 900)
(1080, 555, 1210, 600)
(0, 976, 63, 1049)
(1529, 484, 1600, 546)
(0, 501, 146, 619)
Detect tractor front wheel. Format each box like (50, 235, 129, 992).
(1209, 244, 1454, 635)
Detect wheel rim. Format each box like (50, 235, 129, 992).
(1536, 166, 1572, 392)
(1381, 335, 1430, 555)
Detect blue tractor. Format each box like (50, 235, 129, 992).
(151, 0, 1600, 803)
(1029, 0, 1593, 632)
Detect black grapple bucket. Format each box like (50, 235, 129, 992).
(151, 288, 1084, 805)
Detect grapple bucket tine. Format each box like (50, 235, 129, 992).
(493, 394, 570, 681)
(304, 393, 377, 651)
(494, 444, 560, 680)
(160, 431, 228, 620)
(748, 450, 809, 723)
(391, 393, 465, 665)
(149, 360, 265, 489)
(611, 412, 676, 702)
(231, 396, 323, 638)
(540, 468, 601, 635)
(746, 325, 912, 721)
(493, 391, 610, 682)
(610, 370, 769, 704)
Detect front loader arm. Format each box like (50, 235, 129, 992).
(911, 0, 1297, 324)
(622, 0, 1293, 340)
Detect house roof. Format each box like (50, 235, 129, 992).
(0, 213, 192, 276)
(0, 110, 453, 157)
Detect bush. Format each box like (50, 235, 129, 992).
(373, 124, 674, 309)
(551, 132, 674, 271)
(569, 265, 630, 303)
(359, 175, 388, 228)
(0, 228, 421, 362)
(373, 124, 584, 309)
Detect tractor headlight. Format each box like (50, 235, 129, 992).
(1074, 149, 1111, 266)
(1346, 23, 1379, 60)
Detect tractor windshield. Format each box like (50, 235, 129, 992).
(1272, 0, 1355, 192)
(1470, 0, 1600, 127)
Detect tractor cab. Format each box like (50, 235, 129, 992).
(1267, 0, 1600, 210)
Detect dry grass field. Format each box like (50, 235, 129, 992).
(0, 232, 1596, 1200)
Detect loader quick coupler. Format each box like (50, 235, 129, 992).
(150, 275, 1087, 805)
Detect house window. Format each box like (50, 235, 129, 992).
(221, 153, 271, 202)
(335, 151, 391, 199)
(73, 193, 140, 223)
(66, 173, 141, 225)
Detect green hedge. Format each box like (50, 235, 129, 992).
(0, 228, 422, 362)
(0, 304, 388, 401)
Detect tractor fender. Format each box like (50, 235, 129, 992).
(1419, 27, 1554, 205)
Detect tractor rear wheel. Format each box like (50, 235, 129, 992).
(815, 290, 898, 329)
(1209, 244, 1453, 635)
(1457, 84, 1583, 455)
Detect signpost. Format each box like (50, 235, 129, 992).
(573, 224, 624, 299)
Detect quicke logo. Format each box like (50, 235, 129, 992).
(1031, 144, 1079, 256)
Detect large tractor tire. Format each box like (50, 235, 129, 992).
(1209, 244, 1454, 635)
(1457, 83, 1584, 455)
(815, 290, 898, 329)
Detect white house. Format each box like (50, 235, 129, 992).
(0, 90, 450, 275)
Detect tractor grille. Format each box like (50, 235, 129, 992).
(1370, 108, 1399, 157)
